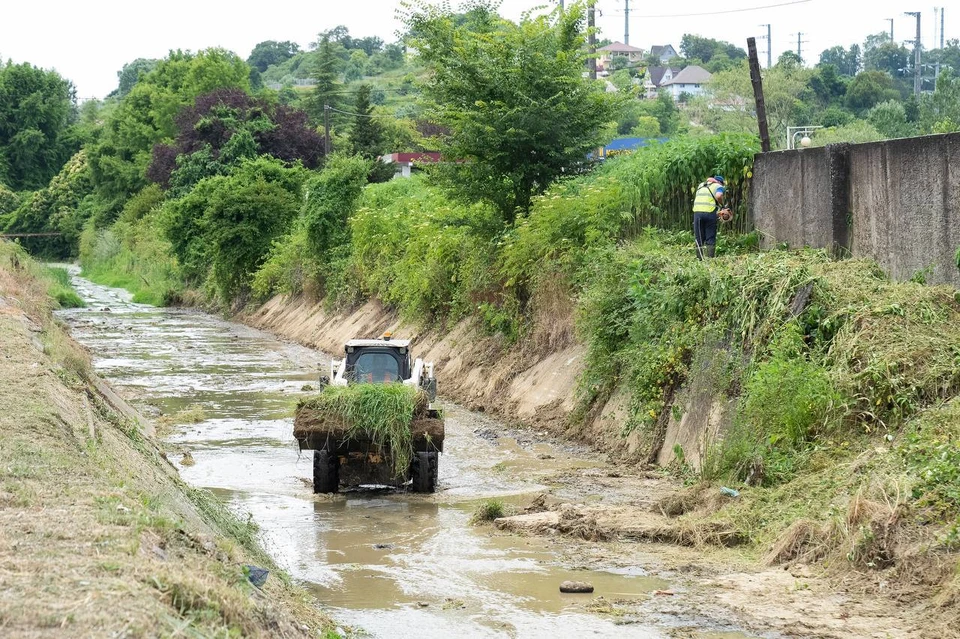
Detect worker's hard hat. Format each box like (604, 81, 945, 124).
(713, 175, 725, 184)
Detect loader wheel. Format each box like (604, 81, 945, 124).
(313, 448, 339, 494)
(410, 451, 438, 493)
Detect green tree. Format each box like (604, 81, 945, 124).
(302, 153, 370, 258)
(247, 40, 301, 73)
(162, 157, 305, 296)
(818, 45, 860, 76)
(629, 116, 661, 138)
(309, 37, 342, 125)
(808, 64, 847, 106)
(404, 0, 619, 223)
(0, 61, 78, 191)
(348, 85, 393, 182)
(845, 70, 900, 113)
(680, 34, 746, 65)
(920, 70, 960, 133)
(868, 100, 915, 138)
(88, 48, 251, 217)
(115, 58, 158, 97)
(864, 42, 909, 78)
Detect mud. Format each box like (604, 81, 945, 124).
(59, 270, 921, 639)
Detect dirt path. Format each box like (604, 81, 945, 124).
(60, 269, 924, 639)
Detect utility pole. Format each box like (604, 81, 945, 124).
(905, 11, 921, 95)
(624, 0, 630, 46)
(747, 37, 771, 153)
(759, 24, 772, 68)
(588, 1, 597, 80)
(323, 104, 331, 155)
(942, 8, 946, 49)
(793, 32, 808, 60)
(886, 18, 894, 42)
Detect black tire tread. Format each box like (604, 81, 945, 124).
(313, 448, 339, 494)
(410, 451, 438, 493)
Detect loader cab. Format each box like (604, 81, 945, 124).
(344, 338, 412, 384)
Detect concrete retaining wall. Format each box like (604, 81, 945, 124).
(750, 132, 960, 286)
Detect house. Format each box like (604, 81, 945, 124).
(660, 65, 713, 100)
(649, 44, 679, 64)
(643, 66, 682, 98)
(597, 42, 644, 75)
(380, 152, 442, 178)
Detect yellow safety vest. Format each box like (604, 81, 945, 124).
(692, 183, 722, 214)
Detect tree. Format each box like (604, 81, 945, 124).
(808, 64, 847, 106)
(845, 70, 899, 113)
(147, 87, 324, 192)
(864, 42, 909, 78)
(403, 1, 619, 223)
(115, 58, 158, 97)
(777, 51, 804, 69)
(247, 40, 301, 73)
(348, 85, 393, 182)
(919, 70, 960, 133)
(680, 34, 746, 64)
(0, 61, 79, 191)
(868, 100, 915, 138)
(161, 156, 306, 296)
(88, 48, 251, 216)
(302, 153, 370, 257)
(630, 116, 661, 138)
(309, 37, 341, 125)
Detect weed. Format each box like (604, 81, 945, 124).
(471, 499, 507, 524)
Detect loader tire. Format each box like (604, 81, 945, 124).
(313, 448, 339, 494)
(410, 451, 438, 493)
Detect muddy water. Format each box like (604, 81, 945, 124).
(60, 272, 742, 638)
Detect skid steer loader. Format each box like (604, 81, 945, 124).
(293, 334, 443, 493)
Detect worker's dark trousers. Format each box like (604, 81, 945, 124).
(693, 212, 718, 258)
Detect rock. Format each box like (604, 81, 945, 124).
(181, 451, 195, 466)
(102, 307, 111, 312)
(373, 543, 394, 550)
(537, 454, 554, 460)
(416, 601, 430, 608)
(559, 580, 594, 594)
(301, 384, 316, 391)
(244, 565, 269, 587)
(494, 511, 560, 535)
(652, 589, 675, 596)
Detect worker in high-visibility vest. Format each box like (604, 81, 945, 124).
(692, 175, 725, 259)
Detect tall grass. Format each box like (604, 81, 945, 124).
(44, 266, 85, 308)
(79, 217, 185, 306)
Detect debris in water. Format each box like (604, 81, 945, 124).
(244, 565, 269, 587)
(652, 589, 675, 596)
(559, 580, 594, 593)
(373, 543, 394, 550)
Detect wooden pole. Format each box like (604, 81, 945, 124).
(747, 37, 771, 153)
(323, 104, 331, 155)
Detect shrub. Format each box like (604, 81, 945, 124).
(470, 499, 507, 524)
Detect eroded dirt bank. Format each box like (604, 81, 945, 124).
(0, 250, 335, 637)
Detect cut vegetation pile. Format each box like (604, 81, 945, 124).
(295, 384, 439, 476)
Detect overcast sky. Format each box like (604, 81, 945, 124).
(1, 0, 956, 98)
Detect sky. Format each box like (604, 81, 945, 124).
(1, 0, 956, 99)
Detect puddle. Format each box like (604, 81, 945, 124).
(60, 269, 756, 638)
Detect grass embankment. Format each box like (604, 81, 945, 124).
(579, 233, 960, 625)
(0, 241, 337, 637)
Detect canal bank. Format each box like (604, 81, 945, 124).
(56, 264, 924, 638)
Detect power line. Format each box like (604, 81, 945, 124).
(604, 0, 811, 19)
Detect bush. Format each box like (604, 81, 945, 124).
(470, 499, 507, 524)
(44, 266, 85, 309)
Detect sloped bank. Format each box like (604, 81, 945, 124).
(0, 242, 337, 638)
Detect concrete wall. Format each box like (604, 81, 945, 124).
(750, 132, 960, 286)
